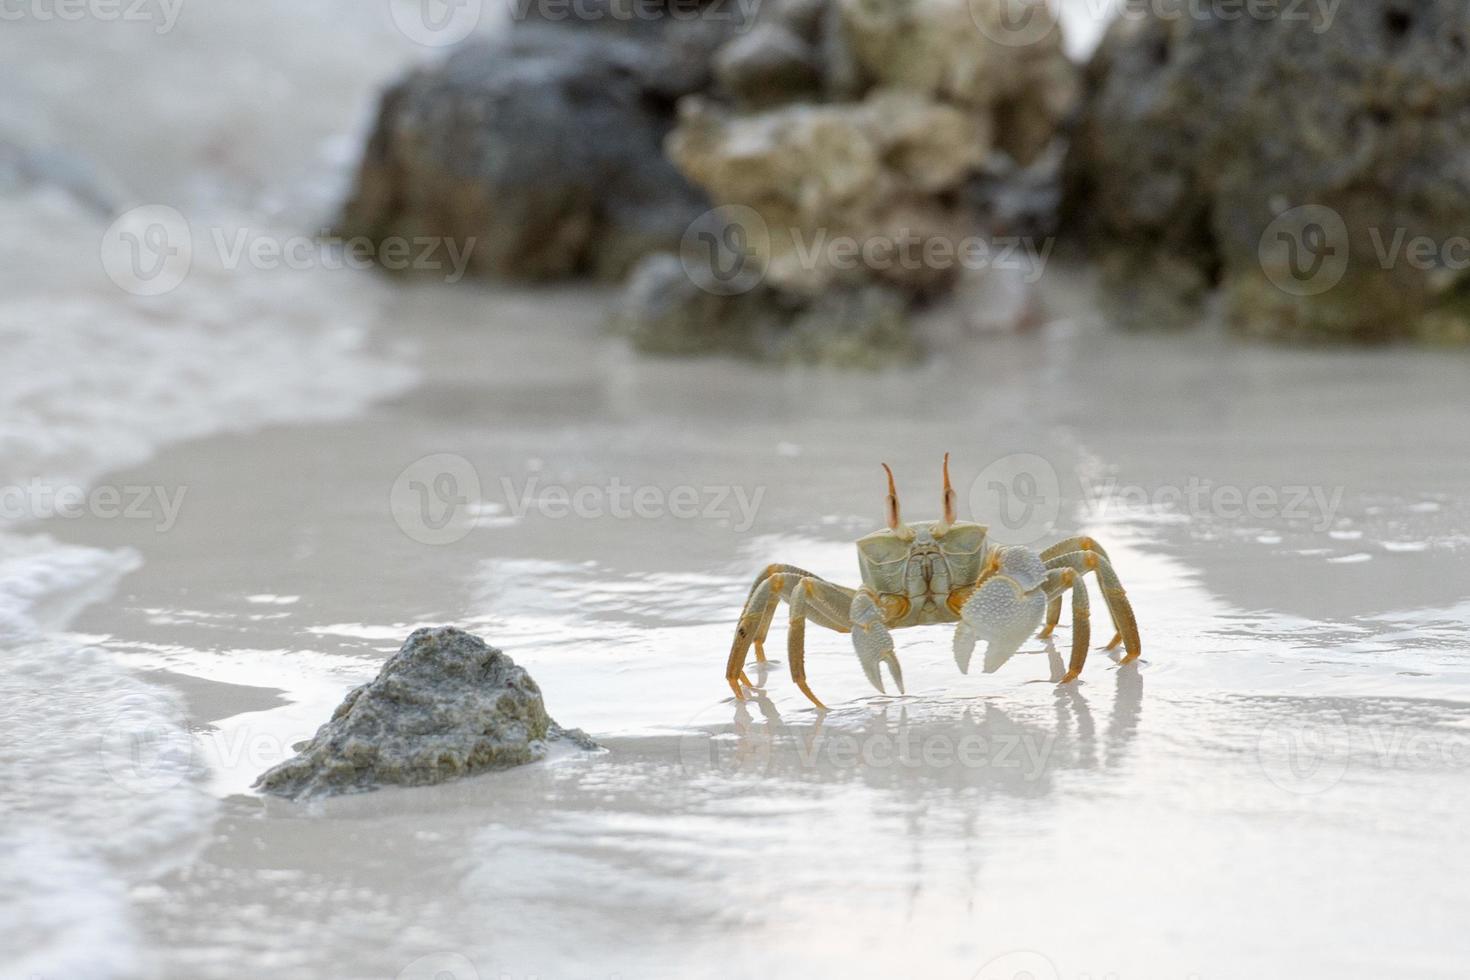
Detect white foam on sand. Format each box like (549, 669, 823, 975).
(0, 174, 416, 980)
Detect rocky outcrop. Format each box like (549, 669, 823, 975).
(668, 89, 989, 297)
(342, 0, 1076, 359)
(617, 0, 1076, 360)
(255, 627, 595, 801)
(835, 0, 1076, 166)
(338, 23, 727, 281)
(1065, 2, 1470, 342)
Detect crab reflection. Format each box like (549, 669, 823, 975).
(712, 644, 1143, 794)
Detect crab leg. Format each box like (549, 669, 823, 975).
(786, 576, 856, 710)
(1042, 568, 1091, 682)
(726, 567, 848, 700)
(1039, 537, 1119, 647)
(1043, 548, 1140, 665)
(737, 563, 819, 662)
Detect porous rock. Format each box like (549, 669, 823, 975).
(668, 89, 989, 296)
(1065, 1, 1470, 341)
(255, 627, 595, 801)
(835, 0, 1077, 165)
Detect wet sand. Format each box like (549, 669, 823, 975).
(39, 279, 1470, 979)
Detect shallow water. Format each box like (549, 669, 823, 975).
(19, 283, 1469, 980)
(4, 3, 1470, 979)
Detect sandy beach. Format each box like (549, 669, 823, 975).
(7, 279, 1463, 979)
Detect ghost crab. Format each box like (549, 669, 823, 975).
(725, 454, 1141, 709)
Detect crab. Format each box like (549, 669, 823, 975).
(725, 454, 1141, 709)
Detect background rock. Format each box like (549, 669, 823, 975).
(836, 0, 1076, 165)
(614, 251, 919, 365)
(255, 627, 595, 801)
(713, 22, 822, 108)
(342, 0, 1074, 357)
(339, 23, 726, 281)
(669, 89, 988, 296)
(633, 0, 1075, 355)
(1065, 1, 1470, 341)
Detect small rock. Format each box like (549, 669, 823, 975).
(254, 627, 596, 801)
(614, 251, 920, 366)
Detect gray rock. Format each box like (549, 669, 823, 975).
(338, 27, 712, 281)
(766, 0, 828, 43)
(713, 22, 822, 109)
(614, 251, 919, 366)
(1065, 1, 1470, 341)
(254, 627, 596, 801)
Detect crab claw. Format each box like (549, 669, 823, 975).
(884, 652, 905, 695)
(954, 623, 977, 675)
(958, 576, 1046, 664)
(854, 628, 905, 695)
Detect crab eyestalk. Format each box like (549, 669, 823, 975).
(937, 451, 957, 533)
(881, 463, 915, 541)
